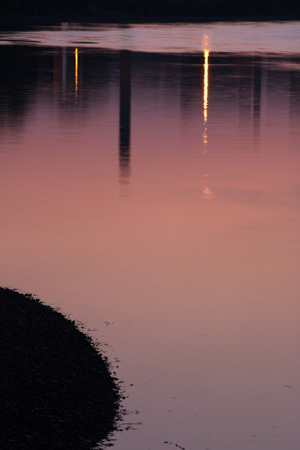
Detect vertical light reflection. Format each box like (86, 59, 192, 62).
(202, 50, 213, 198)
(75, 48, 78, 102)
(203, 50, 209, 153)
(203, 50, 209, 124)
(202, 185, 214, 200)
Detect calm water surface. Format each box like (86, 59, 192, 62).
(0, 23, 299, 450)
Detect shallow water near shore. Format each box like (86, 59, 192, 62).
(0, 22, 300, 450)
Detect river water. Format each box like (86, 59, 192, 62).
(0, 22, 299, 450)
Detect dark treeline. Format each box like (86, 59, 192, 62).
(0, 0, 300, 21)
(0, 0, 85, 13)
(94, 0, 300, 19)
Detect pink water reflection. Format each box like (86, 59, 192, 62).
(0, 47, 299, 450)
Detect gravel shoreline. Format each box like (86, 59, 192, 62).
(0, 287, 121, 450)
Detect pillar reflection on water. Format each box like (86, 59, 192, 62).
(75, 48, 78, 103)
(202, 50, 214, 200)
(237, 55, 263, 147)
(119, 51, 131, 184)
(252, 56, 262, 143)
(203, 50, 209, 125)
(53, 48, 67, 102)
(289, 69, 300, 125)
(203, 50, 209, 154)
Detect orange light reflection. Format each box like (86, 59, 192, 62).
(203, 50, 209, 124)
(203, 50, 209, 154)
(75, 48, 78, 101)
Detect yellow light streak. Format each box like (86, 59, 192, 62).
(75, 48, 78, 101)
(203, 50, 209, 124)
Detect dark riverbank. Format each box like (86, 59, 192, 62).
(0, 287, 121, 450)
(0, 1, 300, 27)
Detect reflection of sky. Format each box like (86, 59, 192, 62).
(0, 47, 300, 450)
(1, 22, 300, 53)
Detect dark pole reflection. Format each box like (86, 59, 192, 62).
(53, 48, 67, 104)
(237, 55, 262, 150)
(53, 48, 63, 102)
(237, 55, 252, 131)
(289, 66, 300, 152)
(119, 50, 131, 184)
(252, 56, 262, 143)
(289, 69, 300, 125)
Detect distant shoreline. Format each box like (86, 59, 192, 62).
(0, 9, 299, 28)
